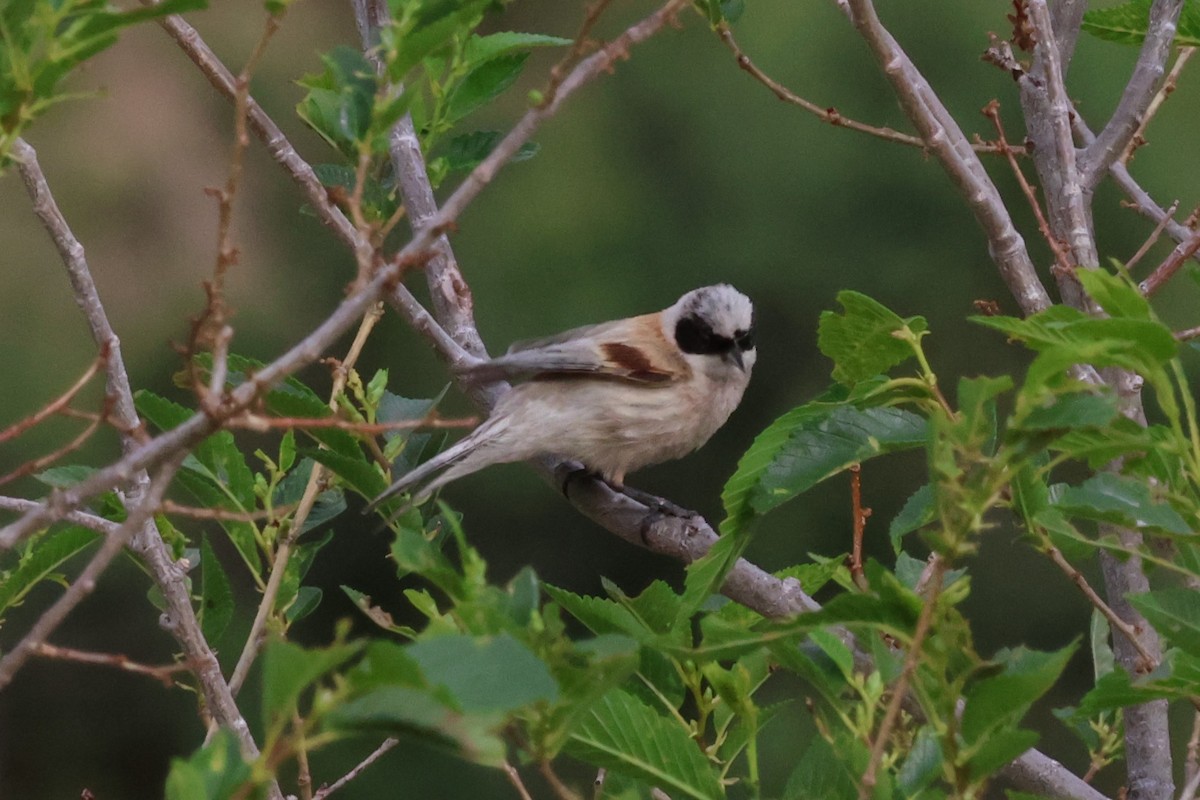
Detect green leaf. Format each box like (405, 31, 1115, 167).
(0, 526, 99, 616)
(1015, 391, 1120, 432)
(296, 46, 376, 154)
(897, 725, 943, 795)
(817, 291, 928, 385)
(1053, 472, 1190, 535)
(305, 448, 387, 499)
(1082, 0, 1200, 46)
(1077, 267, 1153, 320)
(890, 483, 935, 551)
(285, 586, 322, 623)
(440, 130, 539, 173)
(261, 640, 360, 723)
(961, 644, 1076, 745)
(462, 31, 572, 64)
(199, 536, 234, 644)
(406, 633, 558, 713)
(565, 690, 723, 800)
(722, 403, 927, 533)
(1129, 588, 1200, 656)
(973, 306, 1177, 366)
(965, 728, 1041, 781)
(783, 735, 863, 800)
(545, 584, 646, 639)
(164, 730, 258, 800)
(386, 0, 492, 80)
(342, 585, 415, 636)
(446, 52, 527, 124)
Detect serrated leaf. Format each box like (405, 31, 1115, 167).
(565, 690, 723, 800)
(440, 130, 539, 173)
(446, 52, 528, 124)
(0, 526, 99, 615)
(890, 483, 935, 551)
(304, 448, 387, 499)
(1082, 0, 1200, 46)
(545, 584, 648, 640)
(722, 403, 927, 534)
(818, 291, 928, 385)
(407, 633, 558, 713)
(164, 729, 257, 800)
(1053, 472, 1190, 534)
(961, 645, 1076, 745)
(1078, 267, 1153, 320)
(342, 585, 414, 635)
(463, 31, 572, 64)
(783, 735, 861, 800)
(1129, 588, 1200, 656)
(1016, 391, 1120, 431)
(199, 536, 234, 644)
(261, 640, 360, 723)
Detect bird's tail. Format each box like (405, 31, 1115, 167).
(362, 418, 501, 519)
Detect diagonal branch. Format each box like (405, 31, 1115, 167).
(1078, 0, 1185, 188)
(11, 137, 283, 798)
(837, 0, 1052, 317)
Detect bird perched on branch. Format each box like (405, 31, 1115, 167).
(364, 284, 756, 517)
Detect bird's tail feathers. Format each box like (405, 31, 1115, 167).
(363, 434, 479, 517)
(363, 417, 506, 519)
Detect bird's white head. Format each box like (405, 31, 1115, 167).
(663, 284, 757, 376)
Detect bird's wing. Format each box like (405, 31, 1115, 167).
(460, 314, 688, 384)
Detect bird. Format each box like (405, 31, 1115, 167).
(363, 284, 756, 517)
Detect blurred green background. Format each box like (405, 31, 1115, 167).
(2, 0, 1198, 797)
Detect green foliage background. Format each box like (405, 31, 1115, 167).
(0, 1, 1199, 797)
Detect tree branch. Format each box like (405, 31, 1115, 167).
(1079, 0, 1185, 188)
(837, 0, 1052, 316)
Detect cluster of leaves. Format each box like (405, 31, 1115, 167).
(0, 0, 207, 164)
(297, 0, 570, 220)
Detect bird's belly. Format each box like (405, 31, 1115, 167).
(494, 378, 740, 480)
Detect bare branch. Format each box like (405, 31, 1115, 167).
(29, 642, 195, 687)
(1048, 0, 1087, 71)
(0, 455, 183, 690)
(0, 350, 105, 443)
(0, 496, 119, 535)
(311, 738, 399, 800)
(11, 135, 280, 797)
(1120, 46, 1195, 163)
(716, 23, 1014, 153)
(1139, 225, 1200, 296)
(1125, 200, 1179, 271)
(982, 99, 1073, 275)
(838, 0, 1052, 316)
(1079, 0, 1185, 188)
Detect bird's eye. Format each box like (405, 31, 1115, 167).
(676, 315, 725, 355)
(735, 327, 756, 351)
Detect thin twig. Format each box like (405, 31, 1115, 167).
(0, 351, 106, 443)
(227, 303, 385, 698)
(982, 99, 1074, 275)
(0, 496, 119, 535)
(1120, 46, 1196, 163)
(0, 406, 109, 487)
(0, 455, 184, 690)
(503, 762, 536, 800)
(539, 760, 584, 800)
(838, 0, 1051, 316)
(1125, 200, 1179, 272)
(1140, 227, 1200, 296)
(848, 463, 869, 590)
(858, 554, 946, 799)
(1079, 0, 1186, 187)
(312, 738, 399, 800)
(717, 23, 1013, 154)
(1043, 542, 1156, 670)
(1175, 325, 1200, 342)
(29, 642, 195, 687)
(160, 499, 298, 522)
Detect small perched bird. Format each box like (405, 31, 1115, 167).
(364, 284, 756, 515)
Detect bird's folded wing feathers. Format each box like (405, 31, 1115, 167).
(459, 315, 685, 384)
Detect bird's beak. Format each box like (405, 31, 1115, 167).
(725, 348, 746, 372)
